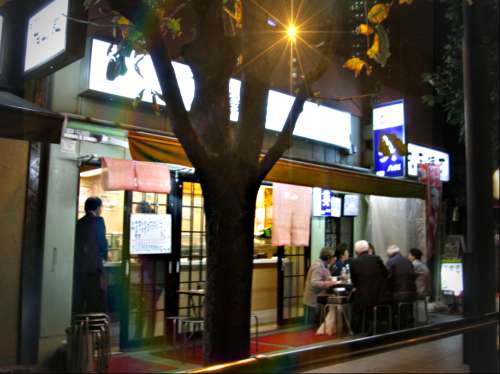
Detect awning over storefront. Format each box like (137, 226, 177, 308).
(0, 91, 64, 143)
(128, 131, 425, 199)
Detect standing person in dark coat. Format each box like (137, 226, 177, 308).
(73, 197, 108, 314)
(385, 245, 416, 301)
(350, 240, 391, 334)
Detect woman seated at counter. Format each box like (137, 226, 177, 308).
(303, 247, 337, 326)
(331, 247, 349, 276)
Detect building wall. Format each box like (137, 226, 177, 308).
(0, 138, 29, 365)
(49, 53, 363, 170)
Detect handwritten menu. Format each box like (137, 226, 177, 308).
(130, 213, 171, 254)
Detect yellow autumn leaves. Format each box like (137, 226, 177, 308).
(343, 0, 413, 77)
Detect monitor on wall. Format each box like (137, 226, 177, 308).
(23, 0, 86, 79)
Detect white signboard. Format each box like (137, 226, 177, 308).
(89, 39, 352, 149)
(407, 143, 450, 182)
(130, 213, 171, 255)
(373, 100, 405, 130)
(24, 0, 69, 73)
(343, 194, 360, 216)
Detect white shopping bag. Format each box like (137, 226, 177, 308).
(316, 306, 336, 335)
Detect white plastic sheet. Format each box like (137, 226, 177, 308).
(366, 196, 426, 262)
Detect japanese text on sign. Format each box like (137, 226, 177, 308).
(130, 213, 171, 254)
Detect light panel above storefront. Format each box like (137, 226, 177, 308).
(86, 38, 352, 150)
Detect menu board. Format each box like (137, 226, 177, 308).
(24, 0, 69, 73)
(440, 261, 463, 296)
(130, 213, 172, 254)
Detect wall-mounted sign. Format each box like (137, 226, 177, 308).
(87, 38, 352, 150)
(24, 0, 69, 73)
(373, 100, 406, 178)
(130, 213, 172, 254)
(343, 194, 360, 216)
(407, 143, 450, 182)
(23, 0, 85, 79)
(313, 188, 342, 217)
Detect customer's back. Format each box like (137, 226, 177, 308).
(386, 251, 416, 299)
(351, 252, 390, 307)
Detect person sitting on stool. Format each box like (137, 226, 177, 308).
(350, 240, 391, 335)
(303, 247, 337, 326)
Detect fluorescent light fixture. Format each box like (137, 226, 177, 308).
(24, 0, 69, 73)
(88, 39, 352, 149)
(407, 143, 450, 182)
(0, 15, 4, 52)
(80, 168, 103, 178)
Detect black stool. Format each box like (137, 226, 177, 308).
(362, 304, 392, 335)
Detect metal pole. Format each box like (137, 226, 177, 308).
(462, 0, 499, 372)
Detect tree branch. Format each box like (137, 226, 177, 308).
(235, 1, 276, 170)
(183, 0, 238, 158)
(106, 0, 210, 169)
(258, 35, 333, 180)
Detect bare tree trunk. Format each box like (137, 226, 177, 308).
(201, 178, 260, 364)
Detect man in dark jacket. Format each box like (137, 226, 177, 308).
(350, 240, 391, 334)
(386, 245, 417, 329)
(73, 197, 108, 314)
(385, 245, 416, 300)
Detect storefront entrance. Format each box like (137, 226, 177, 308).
(76, 165, 178, 350)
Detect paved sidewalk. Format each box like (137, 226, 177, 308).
(302, 334, 469, 373)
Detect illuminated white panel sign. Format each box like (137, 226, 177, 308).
(313, 188, 342, 217)
(373, 100, 404, 130)
(343, 194, 360, 216)
(295, 102, 351, 149)
(441, 261, 463, 296)
(407, 143, 450, 182)
(24, 0, 69, 73)
(89, 39, 352, 149)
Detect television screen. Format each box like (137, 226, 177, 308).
(343, 194, 360, 216)
(24, 0, 69, 73)
(440, 261, 463, 296)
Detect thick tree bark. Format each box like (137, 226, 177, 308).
(201, 177, 260, 364)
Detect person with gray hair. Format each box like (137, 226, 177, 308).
(303, 247, 337, 326)
(385, 244, 416, 301)
(350, 240, 390, 334)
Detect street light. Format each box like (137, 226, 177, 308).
(286, 23, 298, 43)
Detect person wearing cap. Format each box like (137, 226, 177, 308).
(303, 247, 337, 326)
(73, 197, 109, 314)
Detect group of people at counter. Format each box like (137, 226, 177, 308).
(303, 240, 431, 335)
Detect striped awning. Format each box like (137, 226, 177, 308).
(128, 131, 425, 199)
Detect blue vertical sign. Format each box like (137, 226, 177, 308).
(372, 100, 406, 178)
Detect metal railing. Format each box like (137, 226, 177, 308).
(188, 312, 499, 373)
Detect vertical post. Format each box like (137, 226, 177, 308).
(18, 142, 50, 364)
(462, 0, 498, 372)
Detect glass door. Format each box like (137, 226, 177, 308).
(277, 245, 310, 325)
(120, 191, 175, 348)
(178, 179, 207, 317)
